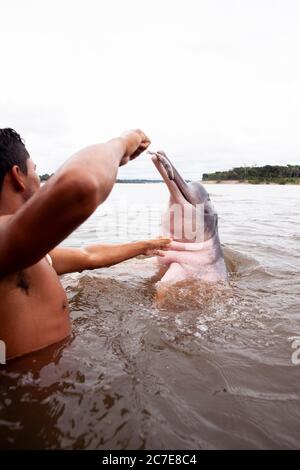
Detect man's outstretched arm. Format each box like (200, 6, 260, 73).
(0, 130, 150, 276)
(49, 237, 171, 275)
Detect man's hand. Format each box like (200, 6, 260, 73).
(119, 129, 151, 166)
(142, 237, 172, 256)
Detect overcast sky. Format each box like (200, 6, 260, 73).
(0, 0, 299, 179)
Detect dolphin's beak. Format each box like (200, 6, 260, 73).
(148, 151, 175, 180)
(149, 150, 194, 204)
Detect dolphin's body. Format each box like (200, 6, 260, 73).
(150, 151, 227, 284)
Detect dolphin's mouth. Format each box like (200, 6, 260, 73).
(148, 151, 175, 181)
(149, 150, 195, 204)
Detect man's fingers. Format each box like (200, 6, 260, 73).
(130, 141, 151, 160)
(154, 240, 172, 251)
(156, 250, 166, 257)
(119, 129, 151, 165)
(157, 238, 172, 247)
(144, 248, 164, 257)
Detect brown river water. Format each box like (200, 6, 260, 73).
(0, 183, 299, 449)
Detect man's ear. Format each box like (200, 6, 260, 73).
(10, 165, 26, 192)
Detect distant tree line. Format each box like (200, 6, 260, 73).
(39, 174, 165, 183)
(116, 179, 163, 183)
(202, 165, 300, 184)
(39, 173, 52, 181)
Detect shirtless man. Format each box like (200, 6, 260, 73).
(0, 128, 170, 361)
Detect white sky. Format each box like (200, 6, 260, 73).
(0, 0, 299, 179)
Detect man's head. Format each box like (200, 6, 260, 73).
(0, 128, 40, 202)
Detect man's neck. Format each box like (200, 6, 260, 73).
(0, 194, 24, 216)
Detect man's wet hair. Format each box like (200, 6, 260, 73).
(0, 128, 30, 191)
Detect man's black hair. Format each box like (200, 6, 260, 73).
(0, 128, 30, 191)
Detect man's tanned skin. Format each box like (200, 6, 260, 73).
(0, 129, 170, 360)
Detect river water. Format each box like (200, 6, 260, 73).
(0, 183, 300, 449)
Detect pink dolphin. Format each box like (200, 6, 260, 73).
(150, 151, 227, 284)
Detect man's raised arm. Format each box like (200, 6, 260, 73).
(0, 129, 150, 276)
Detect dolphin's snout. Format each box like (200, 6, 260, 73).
(156, 152, 175, 180)
(148, 150, 174, 180)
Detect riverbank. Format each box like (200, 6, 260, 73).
(40, 176, 300, 185)
(203, 178, 300, 185)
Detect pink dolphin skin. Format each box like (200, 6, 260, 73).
(150, 151, 227, 284)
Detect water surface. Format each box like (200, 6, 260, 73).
(1, 184, 299, 449)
